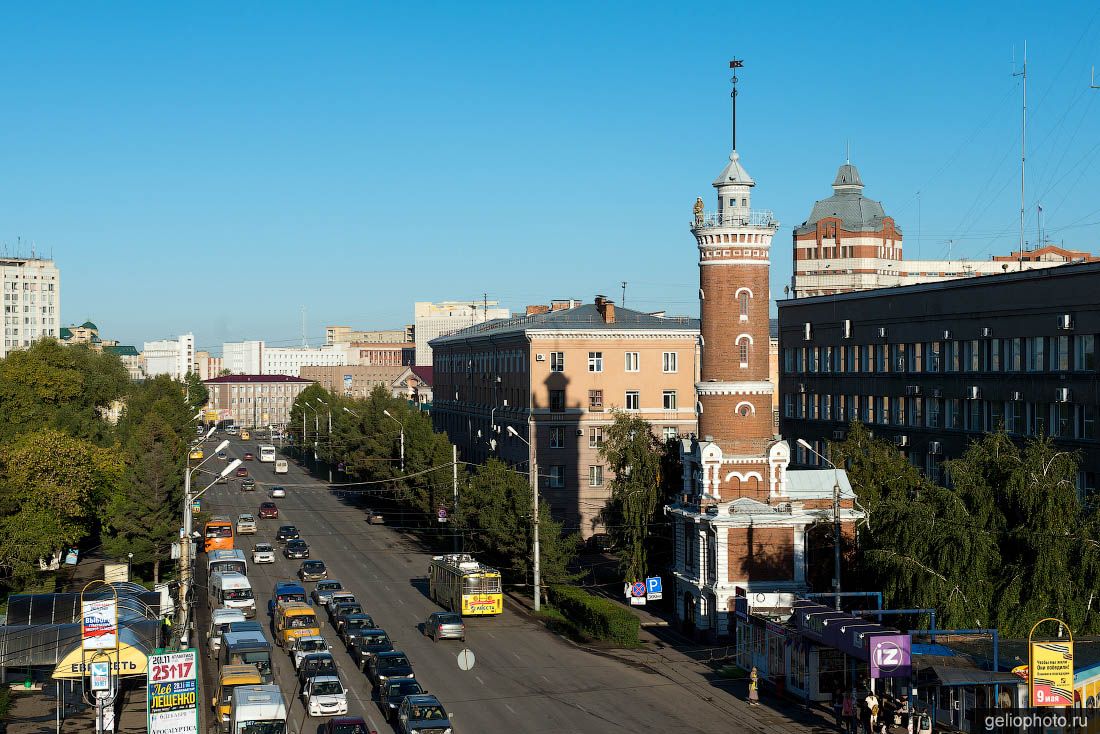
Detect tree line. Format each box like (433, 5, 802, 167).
(0, 340, 206, 594)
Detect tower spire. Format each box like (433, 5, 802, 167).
(729, 58, 743, 151)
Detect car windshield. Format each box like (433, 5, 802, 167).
(278, 593, 307, 604)
(206, 526, 233, 538)
(379, 655, 409, 669)
(241, 652, 270, 670)
(346, 619, 371, 631)
(363, 633, 390, 646)
(312, 680, 343, 696)
(289, 615, 317, 628)
(288, 541, 307, 549)
(224, 588, 253, 600)
(255, 544, 273, 552)
(240, 723, 285, 734)
(261, 503, 275, 509)
(410, 705, 447, 721)
(338, 606, 362, 616)
(319, 581, 342, 591)
(238, 515, 254, 522)
(437, 614, 462, 624)
(332, 724, 369, 734)
(279, 526, 297, 534)
(303, 562, 325, 571)
(299, 639, 326, 652)
(387, 681, 422, 697)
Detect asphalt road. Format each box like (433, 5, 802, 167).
(199, 437, 737, 734)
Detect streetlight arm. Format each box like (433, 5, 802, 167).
(191, 459, 242, 503)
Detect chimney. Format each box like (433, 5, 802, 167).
(595, 295, 615, 324)
(526, 304, 550, 316)
(550, 299, 578, 312)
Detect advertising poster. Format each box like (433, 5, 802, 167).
(1030, 641, 1074, 706)
(147, 649, 199, 734)
(81, 599, 118, 650)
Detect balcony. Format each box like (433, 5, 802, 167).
(693, 210, 777, 230)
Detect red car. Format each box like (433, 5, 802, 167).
(258, 502, 279, 519)
(243, 452, 254, 461)
(235, 467, 249, 477)
(324, 717, 370, 734)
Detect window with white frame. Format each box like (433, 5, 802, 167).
(739, 341, 749, 367)
(624, 352, 639, 372)
(550, 352, 564, 372)
(588, 351, 603, 372)
(589, 465, 603, 487)
(625, 391, 640, 410)
(549, 426, 565, 449)
(662, 352, 678, 373)
(662, 426, 677, 442)
(589, 426, 604, 449)
(738, 291, 750, 321)
(663, 390, 677, 410)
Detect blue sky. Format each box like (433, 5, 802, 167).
(2, 1, 1099, 352)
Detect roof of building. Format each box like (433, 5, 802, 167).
(711, 150, 755, 188)
(80, 321, 98, 330)
(204, 374, 314, 384)
(794, 162, 898, 236)
(410, 366, 433, 385)
(786, 469, 856, 500)
(431, 301, 698, 346)
(300, 365, 405, 381)
(59, 327, 72, 340)
(103, 345, 140, 357)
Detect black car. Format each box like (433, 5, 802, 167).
(366, 650, 414, 687)
(297, 652, 338, 688)
(379, 678, 424, 721)
(241, 477, 257, 491)
(283, 539, 310, 559)
(349, 629, 393, 671)
(329, 601, 363, 626)
(339, 613, 376, 646)
(276, 525, 300, 543)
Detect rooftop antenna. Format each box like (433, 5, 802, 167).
(1091, 66, 1099, 90)
(729, 57, 743, 151)
(621, 281, 627, 308)
(300, 305, 307, 347)
(1012, 42, 1027, 255)
(845, 140, 850, 165)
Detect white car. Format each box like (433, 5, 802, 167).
(236, 514, 257, 535)
(271, 486, 287, 498)
(291, 635, 331, 670)
(301, 675, 348, 717)
(251, 543, 276, 564)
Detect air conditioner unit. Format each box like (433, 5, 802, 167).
(1056, 387, 1071, 403)
(931, 388, 943, 398)
(798, 383, 807, 394)
(1059, 314, 1074, 330)
(1011, 390, 1023, 401)
(877, 327, 888, 338)
(832, 430, 846, 440)
(535, 354, 546, 362)
(943, 330, 952, 340)
(981, 327, 993, 338)
(928, 441, 942, 455)
(967, 386, 981, 400)
(905, 385, 921, 396)
(894, 435, 909, 447)
(843, 320, 852, 339)
(576, 429, 584, 436)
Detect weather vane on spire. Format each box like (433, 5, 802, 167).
(729, 57, 744, 151)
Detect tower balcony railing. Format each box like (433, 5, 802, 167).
(693, 210, 777, 229)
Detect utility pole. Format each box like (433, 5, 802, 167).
(507, 425, 540, 611)
(452, 444, 459, 553)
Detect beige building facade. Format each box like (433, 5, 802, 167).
(299, 365, 405, 399)
(432, 296, 699, 536)
(325, 325, 413, 345)
(204, 374, 313, 428)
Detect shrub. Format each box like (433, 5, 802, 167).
(546, 585, 639, 646)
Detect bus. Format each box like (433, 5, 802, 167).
(428, 554, 503, 616)
(204, 516, 235, 553)
(258, 445, 276, 463)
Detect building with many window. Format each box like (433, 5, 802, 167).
(203, 374, 314, 429)
(431, 296, 698, 536)
(778, 260, 1100, 494)
(325, 325, 413, 345)
(345, 341, 415, 367)
(299, 365, 406, 399)
(142, 333, 195, 381)
(223, 340, 264, 374)
(415, 300, 510, 366)
(2, 256, 60, 358)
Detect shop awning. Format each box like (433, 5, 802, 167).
(0, 620, 160, 674)
(918, 665, 1022, 687)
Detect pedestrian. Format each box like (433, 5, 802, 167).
(748, 666, 760, 706)
(832, 689, 844, 730)
(842, 691, 856, 734)
(864, 690, 880, 734)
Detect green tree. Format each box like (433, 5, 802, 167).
(0, 429, 125, 584)
(183, 372, 208, 413)
(599, 410, 664, 582)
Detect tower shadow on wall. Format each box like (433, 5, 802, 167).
(541, 369, 583, 537)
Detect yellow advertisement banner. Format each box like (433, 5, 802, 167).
(1031, 641, 1074, 706)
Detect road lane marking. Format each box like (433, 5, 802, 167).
(513, 651, 522, 661)
(504, 703, 517, 715)
(474, 675, 485, 685)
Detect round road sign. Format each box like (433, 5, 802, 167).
(630, 582, 646, 597)
(457, 648, 476, 671)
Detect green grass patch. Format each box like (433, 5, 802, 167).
(546, 585, 640, 647)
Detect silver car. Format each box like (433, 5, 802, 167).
(424, 611, 465, 642)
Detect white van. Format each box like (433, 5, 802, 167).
(210, 572, 256, 618)
(207, 608, 247, 658)
(208, 549, 248, 578)
(274, 459, 288, 474)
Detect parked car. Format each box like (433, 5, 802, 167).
(330, 602, 363, 628)
(235, 467, 249, 477)
(301, 675, 348, 718)
(276, 525, 300, 543)
(284, 539, 310, 559)
(298, 560, 328, 582)
(241, 477, 256, 491)
(366, 651, 414, 687)
(325, 592, 357, 615)
(349, 629, 393, 671)
(236, 514, 257, 535)
(291, 635, 331, 670)
(424, 611, 465, 642)
(297, 652, 338, 688)
(339, 613, 376, 646)
(311, 579, 344, 606)
(379, 679, 424, 722)
(243, 452, 254, 461)
(365, 509, 384, 525)
(396, 694, 453, 734)
(271, 486, 286, 498)
(258, 502, 279, 519)
(251, 543, 276, 564)
(324, 717, 371, 734)
(586, 532, 614, 552)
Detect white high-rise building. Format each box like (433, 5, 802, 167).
(142, 333, 195, 380)
(223, 340, 264, 374)
(414, 300, 510, 366)
(262, 345, 346, 376)
(2, 257, 60, 359)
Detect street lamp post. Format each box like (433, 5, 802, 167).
(314, 399, 333, 483)
(382, 409, 405, 473)
(127, 553, 133, 582)
(506, 425, 540, 612)
(796, 438, 844, 611)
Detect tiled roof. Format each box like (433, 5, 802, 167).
(410, 366, 433, 385)
(203, 374, 314, 384)
(794, 162, 898, 236)
(103, 345, 139, 357)
(59, 327, 72, 340)
(431, 303, 698, 345)
(712, 150, 755, 187)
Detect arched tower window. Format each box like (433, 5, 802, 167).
(736, 333, 753, 369)
(735, 287, 753, 323)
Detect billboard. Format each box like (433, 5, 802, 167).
(1031, 641, 1074, 706)
(868, 634, 912, 678)
(81, 599, 118, 650)
(147, 649, 199, 734)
